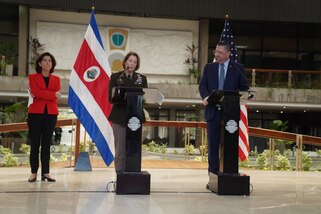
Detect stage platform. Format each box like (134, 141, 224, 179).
(1, 159, 321, 213)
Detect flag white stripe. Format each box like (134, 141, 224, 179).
(85, 25, 112, 77)
(69, 70, 115, 155)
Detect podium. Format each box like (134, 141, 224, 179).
(112, 87, 162, 195)
(207, 90, 250, 195)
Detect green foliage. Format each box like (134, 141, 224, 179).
(19, 144, 30, 154)
(3, 153, 18, 167)
(0, 145, 11, 154)
(68, 146, 75, 155)
(50, 154, 57, 163)
(173, 150, 179, 155)
(302, 153, 313, 171)
(58, 144, 64, 153)
(80, 142, 86, 152)
(315, 149, 321, 158)
(0, 101, 28, 124)
(194, 156, 208, 162)
(0, 42, 18, 64)
(284, 149, 292, 157)
(29, 37, 45, 65)
(88, 141, 95, 154)
(184, 144, 195, 155)
(250, 150, 259, 158)
(256, 150, 271, 170)
(184, 44, 200, 79)
(144, 141, 167, 154)
(275, 154, 291, 171)
(199, 144, 208, 156)
(239, 157, 250, 167)
(59, 153, 68, 162)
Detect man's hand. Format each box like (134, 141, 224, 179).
(202, 96, 209, 106)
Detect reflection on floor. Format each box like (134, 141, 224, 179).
(1, 165, 321, 214)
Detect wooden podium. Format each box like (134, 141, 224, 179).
(111, 87, 162, 195)
(207, 90, 250, 195)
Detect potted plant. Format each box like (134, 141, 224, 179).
(29, 37, 45, 66)
(184, 44, 200, 84)
(0, 42, 18, 76)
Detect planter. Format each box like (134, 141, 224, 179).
(190, 75, 198, 84)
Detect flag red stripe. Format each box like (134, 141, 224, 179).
(239, 105, 249, 161)
(73, 40, 112, 118)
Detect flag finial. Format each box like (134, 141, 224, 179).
(92, 6, 95, 11)
(225, 14, 229, 19)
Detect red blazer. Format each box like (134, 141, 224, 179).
(28, 73, 60, 115)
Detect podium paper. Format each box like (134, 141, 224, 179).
(143, 88, 164, 105)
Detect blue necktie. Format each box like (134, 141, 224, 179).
(219, 64, 225, 90)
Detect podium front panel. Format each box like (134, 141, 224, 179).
(125, 92, 144, 172)
(219, 92, 240, 174)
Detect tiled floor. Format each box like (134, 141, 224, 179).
(1, 167, 321, 214)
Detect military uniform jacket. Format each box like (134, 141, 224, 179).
(108, 70, 148, 126)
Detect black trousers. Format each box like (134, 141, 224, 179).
(207, 112, 221, 173)
(28, 113, 57, 174)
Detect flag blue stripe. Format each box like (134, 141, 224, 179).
(68, 86, 114, 166)
(90, 10, 104, 49)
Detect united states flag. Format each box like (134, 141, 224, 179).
(239, 105, 250, 161)
(220, 16, 239, 63)
(220, 16, 249, 161)
(68, 10, 114, 166)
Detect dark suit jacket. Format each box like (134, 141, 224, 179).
(199, 61, 249, 121)
(108, 71, 148, 126)
(28, 73, 60, 115)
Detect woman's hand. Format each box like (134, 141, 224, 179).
(55, 91, 61, 98)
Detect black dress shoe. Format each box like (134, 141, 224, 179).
(206, 183, 209, 190)
(28, 176, 37, 182)
(41, 175, 56, 182)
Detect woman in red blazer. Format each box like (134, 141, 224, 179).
(27, 52, 61, 182)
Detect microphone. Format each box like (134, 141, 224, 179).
(248, 91, 254, 100)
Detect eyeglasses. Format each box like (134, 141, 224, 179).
(213, 50, 227, 55)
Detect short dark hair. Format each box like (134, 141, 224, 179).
(35, 52, 57, 73)
(122, 51, 140, 71)
(217, 41, 231, 52)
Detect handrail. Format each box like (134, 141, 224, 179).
(245, 68, 321, 74)
(1, 119, 320, 146)
(0, 119, 75, 132)
(145, 120, 321, 146)
(0, 119, 81, 162)
(1, 119, 321, 170)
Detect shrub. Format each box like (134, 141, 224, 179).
(302, 153, 312, 171)
(3, 153, 18, 167)
(184, 144, 195, 155)
(19, 144, 30, 154)
(275, 154, 291, 171)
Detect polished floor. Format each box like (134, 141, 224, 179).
(1, 166, 321, 214)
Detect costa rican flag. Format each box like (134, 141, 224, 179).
(239, 105, 250, 161)
(68, 10, 114, 166)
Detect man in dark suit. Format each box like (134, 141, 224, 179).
(199, 41, 249, 179)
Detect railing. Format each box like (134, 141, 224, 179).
(245, 68, 321, 89)
(0, 119, 82, 162)
(1, 119, 321, 170)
